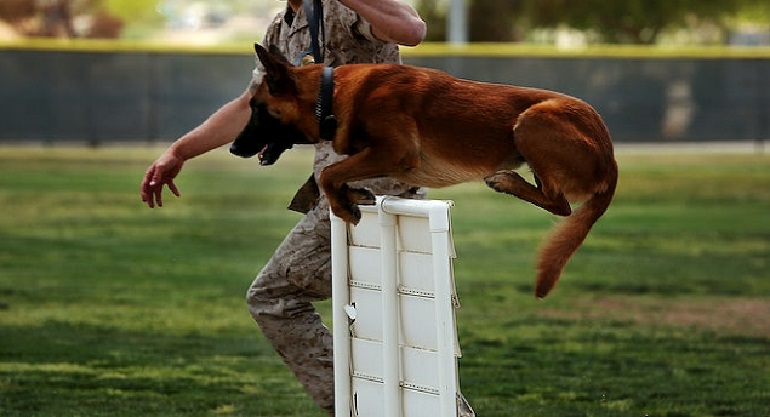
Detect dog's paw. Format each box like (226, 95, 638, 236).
(350, 205, 362, 224)
(484, 172, 515, 194)
(347, 188, 376, 205)
(343, 204, 362, 225)
(331, 202, 362, 225)
(548, 201, 572, 217)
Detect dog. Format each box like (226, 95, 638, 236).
(250, 44, 618, 298)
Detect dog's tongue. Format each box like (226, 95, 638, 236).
(257, 144, 269, 164)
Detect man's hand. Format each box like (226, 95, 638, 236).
(140, 150, 184, 208)
(138, 89, 253, 208)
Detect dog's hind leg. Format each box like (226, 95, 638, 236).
(489, 98, 607, 216)
(485, 171, 571, 216)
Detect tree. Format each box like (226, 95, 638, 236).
(417, 0, 520, 42)
(38, 0, 76, 38)
(97, 0, 161, 28)
(416, 0, 447, 41)
(417, 0, 770, 44)
(0, 0, 76, 38)
(518, 0, 751, 44)
(0, 0, 36, 23)
(467, 0, 520, 42)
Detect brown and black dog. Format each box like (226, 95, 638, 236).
(251, 44, 618, 298)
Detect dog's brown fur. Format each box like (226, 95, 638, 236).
(253, 44, 618, 298)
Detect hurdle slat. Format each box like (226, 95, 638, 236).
(401, 345, 441, 389)
(395, 215, 433, 253)
(399, 252, 435, 295)
(349, 288, 458, 354)
(378, 202, 402, 417)
(350, 341, 444, 392)
(349, 286, 384, 341)
(400, 294, 440, 350)
(347, 209, 380, 247)
(351, 338, 383, 379)
(348, 246, 382, 287)
(351, 378, 386, 417)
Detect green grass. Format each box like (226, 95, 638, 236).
(0, 145, 768, 417)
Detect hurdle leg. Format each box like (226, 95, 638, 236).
(429, 204, 459, 417)
(331, 214, 352, 417)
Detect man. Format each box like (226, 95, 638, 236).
(140, 1, 474, 415)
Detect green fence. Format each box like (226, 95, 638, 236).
(1, 40, 769, 144)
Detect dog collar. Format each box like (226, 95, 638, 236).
(316, 66, 337, 141)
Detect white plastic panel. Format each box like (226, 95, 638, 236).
(399, 252, 434, 295)
(348, 209, 381, 248)
(351, 377, 386, 417)
(403, 388, 441, 415)
(349, 289, 441, 350)
(396, 215, 432, 253)
(349, 246, 382, 287)
(350, 376, 442, 417)
(402, 346, 440, 390)
(351, 338, 384, 381)
(399, 294, 439, 350)
(333, 197, 460, 417)
(351, 339, 442, 393)
(349, 287, 383, 341)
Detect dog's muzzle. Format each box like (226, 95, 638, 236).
(230, 99, 307, 165)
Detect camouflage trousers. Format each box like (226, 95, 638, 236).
(246, 197, 475, 417)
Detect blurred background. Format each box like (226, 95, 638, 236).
(0, 0, 769, 146)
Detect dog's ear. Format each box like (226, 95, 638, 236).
(254, 43, 295, 96)
(267, 44, 291, 65)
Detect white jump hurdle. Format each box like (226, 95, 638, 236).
(331, 196, 462, 417)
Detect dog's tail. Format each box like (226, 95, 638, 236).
(534, 179, 617, 299)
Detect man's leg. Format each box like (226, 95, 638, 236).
(246, 202, 336, 414)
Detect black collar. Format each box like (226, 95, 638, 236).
(315, 67, 337, 141)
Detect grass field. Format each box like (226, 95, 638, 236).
(0, 145, 768, 417)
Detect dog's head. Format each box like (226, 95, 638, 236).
(229, 98, 309, 165)
(229, 44, 311, 165)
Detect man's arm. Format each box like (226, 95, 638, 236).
(340, 0, 426, 46)
(140, 88, 252, 208)
(170, 88, 252, 160)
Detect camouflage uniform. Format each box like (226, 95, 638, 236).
(245, 2, 474, 416)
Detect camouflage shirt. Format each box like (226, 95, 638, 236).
(251, 0, 423, 212)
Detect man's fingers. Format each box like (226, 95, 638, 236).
(154, 188, 163, 207)
(151, 168, 164, 188)
(141, 160, 182, 208)
(141, 168, 159, 208)
(167, 181, 181, 197)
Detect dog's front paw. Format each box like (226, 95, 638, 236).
(343, 204, 363, 225)
(331, 201, 362, 225)
(349, 204, 362, 224)
(347, 187, 376, 205)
